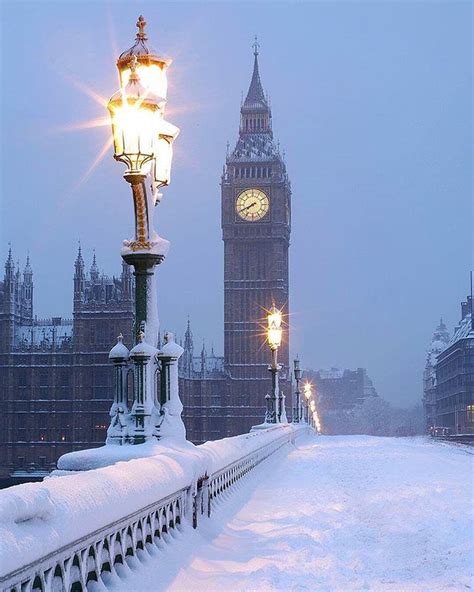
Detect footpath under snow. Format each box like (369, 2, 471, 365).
(108, 435, 473, 592)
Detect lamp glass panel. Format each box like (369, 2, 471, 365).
(120, 64, 167, 99)
(153, 137, 173, 186)
(268, 327, 282, 349)
(110, 103, 159, 172)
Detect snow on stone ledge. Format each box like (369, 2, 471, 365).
(0, 424, 303, 576)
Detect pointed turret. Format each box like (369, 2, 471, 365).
(4, 246, 14, 281)
(121, 259, 132, 301)
(73, 243, 85, 308)
(200, 340, 207, 377)
(90, 251, 99, 283)
(181, 317, 194, 378)
(184, 317, 193, 351)
(22, 255, 33, 320)
(23, 255, 32, 281)
(74, 243, 85, 277)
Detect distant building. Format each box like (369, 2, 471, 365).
(422, 319, 450, 430)
(302, 367, 378, 435)
(178, 319, 227, 443)
(306, 367, 378, 414)
(0, 247, 134, 486)
(433, 296, 474, 434)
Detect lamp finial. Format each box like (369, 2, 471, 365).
(136, 15, 147, 40)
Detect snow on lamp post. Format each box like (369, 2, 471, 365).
(267, 306, 287, 423)
(107, 17, 182, 445)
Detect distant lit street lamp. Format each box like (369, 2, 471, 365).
(309, 399, 316, 427)
(303, 382, 312, 424)
(293, 358, 301, 423)
(107, 16, 183, 445)
(267, 305, 287, 423)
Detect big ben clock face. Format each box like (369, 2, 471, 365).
(236, 189, 269, 221)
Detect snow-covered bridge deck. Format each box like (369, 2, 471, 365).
(109, 436, 473, 592)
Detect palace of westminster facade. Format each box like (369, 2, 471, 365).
(0, 48, 292, 484)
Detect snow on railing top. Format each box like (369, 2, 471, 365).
(0, 424, 303, 577)
(201, 423, 297, 475)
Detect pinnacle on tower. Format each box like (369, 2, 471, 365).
(5, 246, 14, 276)
(74, 242, 84, 269)
(90, 250, 99, 282)
(184, 316, 194, 352)
(23, 255, 33, 283)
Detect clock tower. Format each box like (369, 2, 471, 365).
(221, 42, 291, 434)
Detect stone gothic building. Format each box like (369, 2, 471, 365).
(0, 247, 134, 486)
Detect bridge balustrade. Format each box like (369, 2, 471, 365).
(0, 424, 307, 592)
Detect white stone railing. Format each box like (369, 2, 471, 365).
(0, 424, 308, 592)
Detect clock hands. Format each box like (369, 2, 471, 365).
(238, 201, 258, 214)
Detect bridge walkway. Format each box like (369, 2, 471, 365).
(106, 435, 472, 592)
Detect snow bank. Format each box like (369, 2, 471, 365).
(0, 425, 300, 577)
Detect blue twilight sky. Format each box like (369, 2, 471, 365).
(0, 1, 472, 406)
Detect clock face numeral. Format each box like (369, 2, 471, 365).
(236, 189, 269, 221)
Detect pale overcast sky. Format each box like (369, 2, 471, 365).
(0, 1, 472, 406)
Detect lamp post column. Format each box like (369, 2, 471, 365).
(269, 347, 281, 423)
(293, 358, 301, 423)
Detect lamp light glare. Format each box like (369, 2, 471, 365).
(267, 306, 283, 350)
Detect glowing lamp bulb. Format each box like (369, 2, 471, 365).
(267, 306, 283, 350)
(108, 57, 163, 176)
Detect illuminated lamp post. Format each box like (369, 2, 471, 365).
(293, 358, 301, 423)
(310, 399, 316, 428)
(107, 17, 181, 445)
(303, 382, 312, 424)
(108, 55, 166, 343)
(267, 306, 287, 423)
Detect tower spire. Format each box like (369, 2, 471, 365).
(243, 37, 267, 109)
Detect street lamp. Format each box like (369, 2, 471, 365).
(293, 358, 301, 423)
(312, 410, 321, 434)
(310, 399, 316, 428)
(107, 17, 183, 445)
(108, 57, 164, 181)
(267, 305, 287, 423)
(303, 382, 312, 424)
